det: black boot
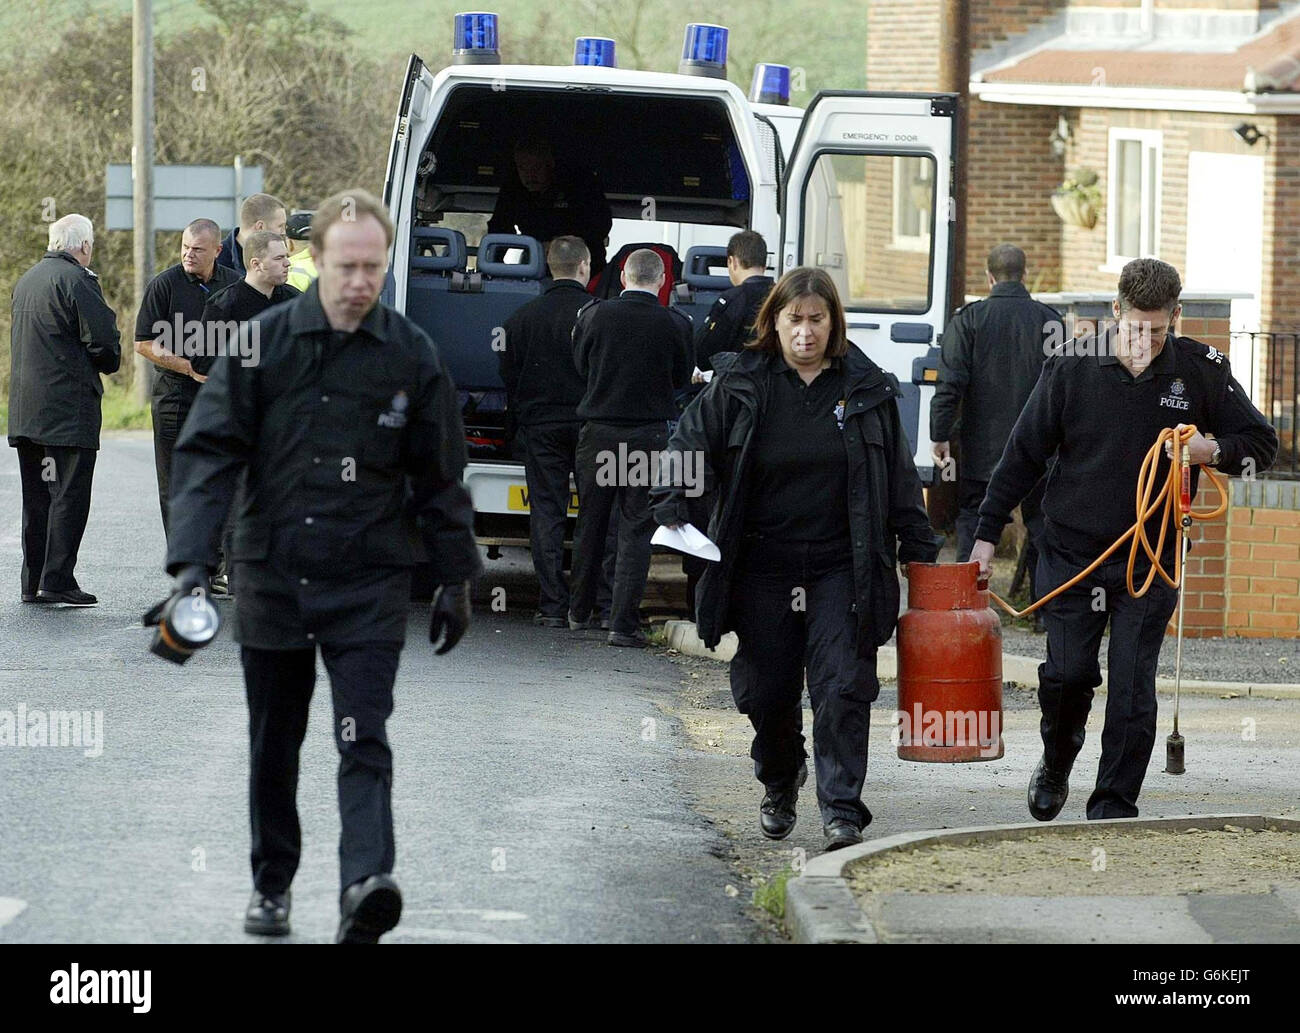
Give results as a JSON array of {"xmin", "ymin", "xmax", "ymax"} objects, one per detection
[
  {"xmin": 759, "ymin": 765, "xmax": 807, "ymax": 840},
  {"xmin": 1028, "ymin": 756, "xmax": 1071, "ymax": 821}
]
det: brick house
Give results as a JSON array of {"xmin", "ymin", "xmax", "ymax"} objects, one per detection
[{"xmin": 866, "ymin": 0, "xmax": 1300, "ymax": 636}]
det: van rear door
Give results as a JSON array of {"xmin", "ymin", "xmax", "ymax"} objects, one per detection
[
  {"xmin": 780, "ymin": 91, "xmax": 957, "ymax": 479},
  {"xmin": 382, "ymin": 55, "xmax": 437, "ymax": 306}
]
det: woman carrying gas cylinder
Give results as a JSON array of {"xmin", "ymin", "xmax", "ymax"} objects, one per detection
[{"xmin": 651, "ymin": 268, "xmax": 940, "ymax": 851}]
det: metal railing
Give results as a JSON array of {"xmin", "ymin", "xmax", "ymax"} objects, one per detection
[{"xmin": 1228, "ymin": 331, "xmax": 1298, "ymax": 479}]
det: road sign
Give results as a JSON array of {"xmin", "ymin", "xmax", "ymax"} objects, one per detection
[{"xmin": 105, "ymin": 161, "xmax": 264, "ymax": 231}]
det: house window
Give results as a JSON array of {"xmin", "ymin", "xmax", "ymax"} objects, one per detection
[
  {"xmin": 1107, "ymin": 128, "xmax": 1161, "ymax": 264},
  {"xmin": 893, "ymin": 156, "xmax": 933, "ymax": 252}
]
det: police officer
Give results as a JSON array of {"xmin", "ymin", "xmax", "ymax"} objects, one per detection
[
  {"xmin": 163, "ymin": 189, "xmax": 482, "ymax": 943},
  {"xmin": 652, "ymin": 268, "xmax": 939, "ymax": 850},
  {"xmin": 489, "ymin": 135, "xmax": 613, "ymax": 279},
  {"xmin": 8, "ymin": 214, "xmax": 120, "ymax": 606},
  {"xmin": 199, "ymin": 230, "xmax": 301, "ymax": 596},
  {"xmin": 217, "ymin": 192, "xmax": 288, "ymax": 275},
  {"xmin": 569, "ymin": 249, "xmax": 692, "ymax": 646},
  {"xmin": 693, "ymin": 229, "xmax": 773, "ymax": 372},
  {"xmin": 971, "ymin": 258, "xmax": 1277, "ymax": 822},
  {"xmin": 285, "ymin": 210, "xmax": 317, "ymax": 293},
  {"xmin": 134, "ymin": 219, "xmax": 239, "ymax": 542},
  {"xmin": 499, "ymin": 236, "xmax": 597, "ymax": 626},
  {"xmin": 930, "ymin": 245, "xmax": 1060, "ymax": 573}
]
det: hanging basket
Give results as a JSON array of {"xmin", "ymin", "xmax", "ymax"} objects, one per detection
[{"xmin": 1051, "ymin": 192, "xmax": 1099, "ymax": 229}]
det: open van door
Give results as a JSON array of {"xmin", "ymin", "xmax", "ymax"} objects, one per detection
[
  {"xmin": 780, "ymin": 92, "xmax": 957, "ymax": 479},
  {"xmin": 382, "ymin": 55, "xmax": 437, "ymax": 307}
]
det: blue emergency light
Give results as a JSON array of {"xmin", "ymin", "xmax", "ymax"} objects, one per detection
[
  {"xmin": 452, "ymin": 12, "xmax": 500, "ymax": 64},
  {"xmin": 574, "ymin": 36, "xmax": 617, "ymax": 67},
  {"xmin": 750, "ymin": 63, "xmax": 790, "ymax": 105},
  {"xmin": 679, "ymin": 23, "xmax": 728, "ymax": 78}
]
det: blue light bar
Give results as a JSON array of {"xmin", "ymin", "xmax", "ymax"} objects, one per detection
[
  {"xmin": 750, "ymin": 63, "xmax": 790, "ymax": 105},
  {"xmin": 679, "ymin": 23, "xmax": 728, "ymax": 78},
  {"xmin": 452, "ymin": 12, "xmax": 500, "ymax": 64},
  {"xmin": 574, "ymin": 36, "xmax": 617, "ymax": 67}
]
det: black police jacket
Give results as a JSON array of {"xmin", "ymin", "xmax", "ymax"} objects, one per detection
[
  {"xmin": 499, "ymin": 279, "xmax": 591, "ymax": 427},
  {"xmin": 694, "ymin": 275, "xmax": 774, "ymax": 372},
  {"xmin": 7, "ymin": 251, "xmax": 121, "ymax": 450},
  {"xmin": 488, "ymin": 165, "xmax": 613, "ymax": 277},
  {"xmin": 651, "ymin": 347, "xmax": 941, "ymax": 655},
  {"xmin": 976, "ymin": 331, "xmax": 1279, "ymax": 568},
  {"xmin": 573, "ymin": 290, "xmax": 692, "ymax": 424},
  {"xmin": 165, "ymin": 281, "xmax": 482, "ymax": 591},
  {"xmin": 929, "ymin": 281, "xmax": 1061, "ymax": 481}
]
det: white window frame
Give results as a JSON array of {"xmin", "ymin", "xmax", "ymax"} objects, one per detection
[
  {"xmin": 892, "ymin": 155, "xmax": 933, "ymax": 253},
  {"xmin": 1104, "ymin": 127, "xmax": 1163, "ymax": 271}
]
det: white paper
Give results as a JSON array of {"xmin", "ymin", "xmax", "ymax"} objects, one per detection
[
  {"xmin": 652, "ymin": 522, "xmax": 721, "ymax": 562},
  {"xmin": 692, "ymin": 367, "xmax": 714, "ymax": 384}
]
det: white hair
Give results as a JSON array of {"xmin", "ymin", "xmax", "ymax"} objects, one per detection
[{"xmin": 48, "ymin": 214, "xmax": 94, "ymax": 253}]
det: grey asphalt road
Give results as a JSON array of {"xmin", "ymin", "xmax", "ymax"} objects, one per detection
[{"xmin": 0, "ymin": 434, "xmax": 765, "ymax": 944}]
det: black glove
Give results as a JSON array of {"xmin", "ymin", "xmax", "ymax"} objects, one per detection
[
  {"xmin": 143, "ymin": 565, "xmax": 210, "ymax": 626},
  {"xmin": 175, "ymin": 564, "xmax": 210, "ymax": 598},
  {"xmin": 429, "ymin": 581, "xmax": 471, "ymax": 655}
]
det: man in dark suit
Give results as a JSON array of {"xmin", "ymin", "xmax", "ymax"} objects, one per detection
[
  {"xmin": 569, "ymin": 249, "xmax": 692, "ymax": 647},
  {"xmin": 163, "ymin": 189, "xmax": 481, "ymax": 943},
  {"xmin": 8, "ymin": 214, "xmax": 121, "ymax": 606}
]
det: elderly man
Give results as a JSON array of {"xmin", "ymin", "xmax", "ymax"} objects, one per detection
[
  {"xmin": 568, "ymin": 248, "xmax": 692, "ymax": 646},
  {"xmin": 134, "ymin": 219, "xmax": 239, "ymax": 542},
  {"xmin": 217, "ymin": 192, "xmax": 288, "ymax": 275},
  {"xmin": 8, "ymin": 214, "xmax": 121, "ymax": 606},
  {"xmin": 163, "ymin": 188, "xmax": 481, "ymax": 943}
]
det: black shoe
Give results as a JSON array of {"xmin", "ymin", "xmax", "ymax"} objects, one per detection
[
  {"xmin": 1028, "ymin": 756, "xmax": 1070, "ymax": 821},
  {"xmin": 21, "ymin": 593, "xmax": 42, "ymax": 603},
  {"xmin": 336, "ymin": 874, "xmax": 402, "ymax": 944},
  {"xmin": 35, "ymin": 588, "xmax": 97, "ymax": 606},
  {"xmin": 823, "ymin": 818, "xmax": 864, "ymax": 852},
  {"xmin": 533, "ymin": 613, "xmax": 567, "ymax": 628},
  {"xmin": 243, "ymin": 890, "xmax": 291, "ymax": 936},
  {"xmin": 567, "ymin": 612, "xmax": 591, "ymax": 630},
  {"xmin": 759, "ymin": 765, "xmax": 807, "ymax": 840},
  {"xmin": 608, "ymin": 630, "xmax": 649, "ymax": 648}
]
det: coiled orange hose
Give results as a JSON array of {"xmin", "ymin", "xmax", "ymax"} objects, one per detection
[{"xmin": 989, "ymin": 425, "xmax": 1229, "ymax": 617}]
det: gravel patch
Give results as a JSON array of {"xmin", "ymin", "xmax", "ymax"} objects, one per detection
[{"xmin": 847, "ymin": 824, "xmax": 1300, "ymax": 899}]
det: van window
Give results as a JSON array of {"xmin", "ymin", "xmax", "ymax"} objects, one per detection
[
  {"xmin": 415, "ymin": 84, "xmax": 752, "ymax": 232},
  {"xmin": 800, "ymin": 152, "xmax": 935, "ymax": 314}
]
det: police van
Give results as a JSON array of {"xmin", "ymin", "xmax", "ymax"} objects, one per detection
[{"xmin": 382, "ymin": 14, "xmax": 955, "ymax": 551}]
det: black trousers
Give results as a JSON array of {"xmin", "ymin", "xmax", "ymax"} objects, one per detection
[
  {"xmin": 728, "ymin": 537, "xmax": 878, "ymax": 829},
  {"xmin": 241, "ymin": 641, "xmax": 402, "ymax": 897},
  {"xmin": 520, "ymin": 422, "xmax": 615, "ymax": 619},
  {"xmin": 152, "ymin": 391, "xmax": 194, "ymax": 542},
  {"xmin": 1035, "ymin": 546, "xmax": 1179, "ymax": 819},
  {"xmin": 15, "ymin": 440, "xmax": 97, "ymax": 595},
  {"xmin": 570, "ymin": 420, "xmax": 667, "ymax": 636}
]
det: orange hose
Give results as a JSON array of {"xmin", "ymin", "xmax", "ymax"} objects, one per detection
[{"xmin": 989, "ymin": 425, "xmax": 1228, "ymax": 618}]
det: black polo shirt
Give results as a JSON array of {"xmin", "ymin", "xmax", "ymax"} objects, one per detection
[
  {"xmin": 744, "ymin": 357, "xmax": 850, "ymax": 543},
  {"xmin": 977, "ymin": 329, "xmax": 1279, "ymax": 569},
  {"xmin": 196, "ymin": 279, "xmax": 300, "ymax": 375},
  {"xmin": 135, "ymin": 262, "xmax": 239, "ymax": 403}
]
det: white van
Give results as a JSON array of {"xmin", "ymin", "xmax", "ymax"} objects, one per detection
[{"xmin": 382, "ymin": 16, "xmax": 956, "ymax": 551}]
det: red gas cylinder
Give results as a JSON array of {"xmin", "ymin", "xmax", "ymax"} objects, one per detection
[{"xmin": 895, "ymin": 561, "xmax": 1004, "ymax": 762}]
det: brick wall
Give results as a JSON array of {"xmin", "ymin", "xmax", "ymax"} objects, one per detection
[
  {"xmin": 1222, "ymin": 481, "xmax": 1300, "ymax": 638},
  {"xmin": 966, "ymin": 99, "xmax": 1063, "ymax": 296}
]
